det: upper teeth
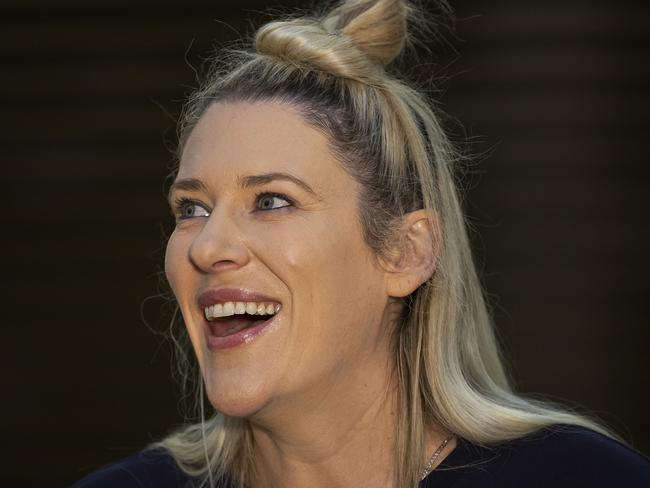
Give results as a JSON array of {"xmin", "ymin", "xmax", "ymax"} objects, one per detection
[{"xmin": 204, "ymin": 301, "xmax": 281, "ymax": 321}]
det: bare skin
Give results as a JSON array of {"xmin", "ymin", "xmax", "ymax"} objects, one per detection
[{"xmin": 165, "ymin": 101, "xmax": 455, "ymax": 487}]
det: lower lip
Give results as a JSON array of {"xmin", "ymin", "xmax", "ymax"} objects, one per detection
[{"xmin": 205, "ymin": 314, "xmax": 277, "ymax": 351}]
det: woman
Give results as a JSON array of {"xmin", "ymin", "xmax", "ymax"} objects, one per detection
[{"xmin": 72, "ymin": 0, "xmax": 650, "ymax": 487}]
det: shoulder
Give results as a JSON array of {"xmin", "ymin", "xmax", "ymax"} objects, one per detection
[
  {"xmin": 70, "ymin": 448, "xmax": 200, "ymax": 488},
  {"xmin": 427, "ymin": 424, "xmax": 650, "ymax": 488},
  {"xmin": 501, "ymin": 425, "xmax": 650, "ymax": 486}
]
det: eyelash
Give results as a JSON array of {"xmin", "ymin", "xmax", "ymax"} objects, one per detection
[
  {"xmin": 173, "ymin": 192, "xmax": 294, "ymax": 220},
  {"xmin": 254, "ymin": 191, "xmax": 294, "ymax": 211},
  {"xmin": 174, "ymin": 197, "xmax": 207, "ymax": 220}
]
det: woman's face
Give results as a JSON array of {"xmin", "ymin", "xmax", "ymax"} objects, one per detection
[{"xmin": 165, "ymin": 101, "xmax": 395, "ymax": 419}]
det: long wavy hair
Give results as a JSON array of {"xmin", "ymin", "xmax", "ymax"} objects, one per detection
[{"xmin": 153, "ymin": 1, "xmax": 617, "ymax": 487}]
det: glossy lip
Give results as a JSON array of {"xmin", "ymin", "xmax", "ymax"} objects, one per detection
[
  {"xmin": 204, "ymin": 312, "xmax": 279, "ymax": 351},
  {"xmin": 198, "ymin": 287, "xmax": 282, "ymax": 351},
  {"xmin": 198, "ymin": 287, "xmax": 282, "ymax": 308}
]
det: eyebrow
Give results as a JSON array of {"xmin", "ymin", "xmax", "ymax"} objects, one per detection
[
  {"xmin": 238, "ymin": 172, "xmax": 317, "ymax": 196},
  {"xmin": 167, "ymin": 172, "xmax": 317, "ymax": 204}
]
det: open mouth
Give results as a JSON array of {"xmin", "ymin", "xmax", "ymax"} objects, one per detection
[{"xmin": 204, "ymin": 301, "xmax": 281, "ymax": 338}]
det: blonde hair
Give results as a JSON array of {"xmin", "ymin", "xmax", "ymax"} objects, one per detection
[{"xmin": 154, "ymin": 1, "xmax": 618, "ymax": 487}]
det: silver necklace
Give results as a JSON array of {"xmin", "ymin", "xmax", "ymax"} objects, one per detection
[{"xmin": 420, "ymin": 435, "xmax": 454, "ymax": 481}]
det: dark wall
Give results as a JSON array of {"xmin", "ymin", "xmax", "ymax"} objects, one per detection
[{"xmin": 2, "ymin": 0, "xmax": 648, "ymax": 485}]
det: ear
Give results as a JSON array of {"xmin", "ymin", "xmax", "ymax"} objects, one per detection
[{"xmin": 383, "ymin": 209, "xmax": 440, "ymax": 298}]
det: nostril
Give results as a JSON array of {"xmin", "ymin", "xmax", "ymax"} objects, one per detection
[
  {"xmin": 211, "ymin": 260, "xmax": 243, "ymax": 272},
  {"xmin": 187, "ymin": 216, "xmax": 251, "ymax": 272}
]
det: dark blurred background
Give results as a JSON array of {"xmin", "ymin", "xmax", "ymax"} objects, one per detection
[{"xmin": 2, "ymin": 0, "xmax": 648, "ymax": 485}]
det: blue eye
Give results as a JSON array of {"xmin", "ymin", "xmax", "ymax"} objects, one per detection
[
  {"xmin": 175, "ymin": 198, "xmax": 210, "ymax": 220},
  {"xmin": 256, "ymin": 192, "xmax": 293, "ymax": 211}
]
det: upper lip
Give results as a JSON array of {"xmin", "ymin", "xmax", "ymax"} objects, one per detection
[{"xmin": 198, "ymin": 287, "xmax": 282, "ymax": 308}]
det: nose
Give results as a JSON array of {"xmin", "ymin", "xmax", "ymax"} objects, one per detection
[{"xmin": 188, "ymin": 207, "xmax": 250, "ymax": 273}]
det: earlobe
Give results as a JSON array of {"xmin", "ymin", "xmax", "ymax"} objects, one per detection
[{"xmin": 384, "ymin": 209, "xmax": 440, "ymax": 298}]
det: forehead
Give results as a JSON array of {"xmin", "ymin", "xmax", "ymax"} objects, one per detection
[{"xmin": 178, "ymin": 101, "xmax": 348, "ymax": 188}]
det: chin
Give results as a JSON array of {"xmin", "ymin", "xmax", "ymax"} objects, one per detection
[{"xmin": 205, "ymin": 381, "xmax": 272, "ymax": 419}]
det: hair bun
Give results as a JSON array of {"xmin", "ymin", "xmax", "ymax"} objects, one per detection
[
  {"xmin": 254, "ymin": 0, "xmax": 407, "ymax": 81},
  {"xmin": 326, "ymin": 0, "xmax": 407, "ymax": 66}
]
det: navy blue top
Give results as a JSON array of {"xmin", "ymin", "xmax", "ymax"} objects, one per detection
[{"xmin": 71, "ymin": 425, "xmax": 650, "ymax": 487}]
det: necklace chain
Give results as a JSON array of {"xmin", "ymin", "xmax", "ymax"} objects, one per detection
[{"xmin": 419, "ymin": 435, "xmax": 454, "ymax": 481}]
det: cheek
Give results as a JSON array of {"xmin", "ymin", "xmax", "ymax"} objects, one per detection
[
  {"xmin": 164, "ymin": 230, "xmax": 189, "ymax": 296},
  {"xmin": 164, "ymin": 234, "xmax": 177, "ymax": 290},
  {"xmin": 164, "ymin": 230, "xmax": 208, "ymax": 368},
  {"xmin": 278, "ymin": 215, "xmax": 380, "ymax": 341}
]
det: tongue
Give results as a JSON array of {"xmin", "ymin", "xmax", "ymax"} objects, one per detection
[{"xmin": 209, "ymin": 315, "xmax": 267, "ymax": 337}]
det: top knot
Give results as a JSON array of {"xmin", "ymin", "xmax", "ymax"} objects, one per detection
[
  {"xmin": 254, "ymin": 0, "xmax": 408, "ymax": 82},
  {"xmin": 325, "ymin": 0, "xmax": 407, "ymax": 66}
]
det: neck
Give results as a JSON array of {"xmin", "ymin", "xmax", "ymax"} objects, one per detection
[
  {"xmin": 245, "ymin": 359, "xmax": 456, "ymax": 488},
  {"xmin": 248, "ymin": 354, "xmax": 400, "ymax": 488}
]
